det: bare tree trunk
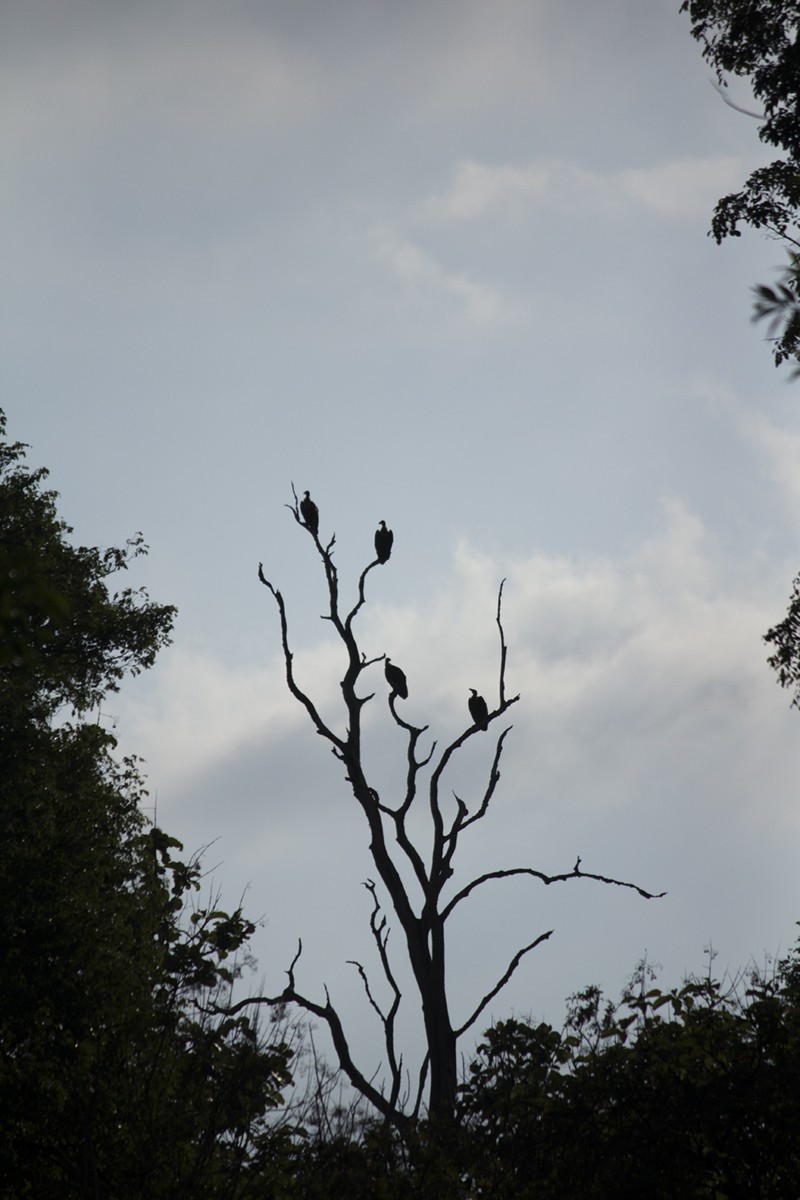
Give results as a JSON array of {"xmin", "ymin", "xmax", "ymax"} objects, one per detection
[{"xmin": 231, "ymin": 492, "xmax": 664, "ymax": 1128}]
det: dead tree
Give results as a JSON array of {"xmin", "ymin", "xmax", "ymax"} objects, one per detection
[{"xmin": 234, "ymin": 489, "xmax": 663, "ymax": 1127}]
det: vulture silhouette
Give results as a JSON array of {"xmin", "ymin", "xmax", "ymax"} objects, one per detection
[
  {"xmin": 468, "ymin": 688, "xmax": 489, "ymax": 731},
  {"xmin": 384, "ymin": 657, "xmax": 408, "ymax": 700},
  {"xmin": 375, "ymin": 520, "xmax": 393, "ymax": 564},
  {"xmin": 300, "ymin": 490, "xmax": 319, "ymax": 535}
]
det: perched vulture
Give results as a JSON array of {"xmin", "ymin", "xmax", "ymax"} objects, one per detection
[
  {"xmin": 384, "ymin": 657, "xmax": 408, "ymax": 700},
  {"xmin": 468, "ymin": 688, "xmax": 489, "ymax": 731},
  {"xmin": 374, "ymin": 520, "xmax": 393, "ymax": 564},
  {"xmin": 300, "ymin": 490, "xmax": 319, "ymax": 535}
]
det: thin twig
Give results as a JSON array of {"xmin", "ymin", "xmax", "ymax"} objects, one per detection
[{"xmin": 709, "ymin": 77, "xmax": 764, "ymax": 120}]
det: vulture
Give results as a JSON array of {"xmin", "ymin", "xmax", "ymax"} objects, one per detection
[
  {"xmin": 374, "ymin": 520, "xmax": 393, "ymax": 564},
  {"xmin": 384, "ymin": 657, "xmax": 408, "ymax": 700},
  {"xmin": 300, "ymin": 490, "xmax": 319, "ymax": 535},
  {"xmin": 468, "ymin": 688, "xmax": 489, "ymax": 731}
]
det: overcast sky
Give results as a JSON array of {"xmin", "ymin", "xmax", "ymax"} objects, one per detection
[{"xmin": 5, "ymin": 0, "xmax": 800, "ymax": 1096}]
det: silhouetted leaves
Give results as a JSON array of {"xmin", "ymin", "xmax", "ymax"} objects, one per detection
[
  {"xmin": 682, "ymin": 0, "xmax": 800, "ymax": 372},
  {"xmin": 0, "ymin": 410, "xmax": 292, "ymax": 1199}
]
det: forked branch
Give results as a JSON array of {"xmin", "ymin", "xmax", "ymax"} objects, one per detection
[
  {"xmin": 223, "ymin": 940, "xmax": 408, "ymax": 1130},
  {"xmin": 251, "ymin": 495, "xmax": 664, "ymax": 1125},
  {"xmin": 347, "ymin": 880, "xmax": 404, "ymax": 1109}
]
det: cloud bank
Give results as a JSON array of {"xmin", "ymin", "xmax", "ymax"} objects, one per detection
[{"xmin": 420, "ymin": 155, "xmax": 744, "ymax": 222}]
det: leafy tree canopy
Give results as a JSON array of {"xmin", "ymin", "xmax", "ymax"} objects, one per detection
[
  {"xmin": 0, "ymin": 408, "xmax": 176, "ymax": 719},
  {"xmin": 279, "ymin": 935, "xmax": 800, "ymax": 1197},
  {"xmin": 682, "ymin": 0, "xmax": 800, "ymax": 369},
  {"xmin": 0, "ymin": 409, "xmax": 293, "ymax": 1199},
  {"xmin": 456, "ymin": 942, "xmax": 800, "ymax": 1198}
]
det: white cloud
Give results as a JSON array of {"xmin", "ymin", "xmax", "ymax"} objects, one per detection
[
  {"xmin": 116, "ymin": 637, "xmax": 348, "ymax": 798},
  {"xmin": 115, "ymin": 497, "xmax": 800, "ymax": 1081},
  {"xmin": 690, "ymin": 379, "xmax": 800, "ymax": 533},
  {"xmin": 739, "ymin": 410, "xmax": 800, "ymax": 523},
  {"xmin": 127, "ymin": 498, "xmax": 796, "ymax": 837},
  {"xmin": 618, "ymin": 156, "xmax": 743, "ymax": 217},
  {"xmin": 369, "ymin": 223, "xmax": 529, "ymax": 328},
  {"xmin": 420, "ymin": 155, "xmax": 744, "ymax": 223}
]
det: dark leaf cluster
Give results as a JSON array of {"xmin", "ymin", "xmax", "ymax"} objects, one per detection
[
  {"xmin": 681, "ymin": 0, "xmax": 800, "ymax": 370},
  {"xmin": 0, "ymin": 410, "xmax": 176, "ymax": 721},
  {"xmin": 764, "ymin": 568, "xmax": 800, "ymax": 701},
  {"xmin": 0, "ymin": 410, "xmax": 293, "ymax": 1199},
  {"xmin": 278, "ymin": 940, "xmax": 800, "ymax": 1198}
]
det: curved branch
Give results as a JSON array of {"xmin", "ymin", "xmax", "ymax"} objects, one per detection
[
  {"xmin": 455, "ymin": 930, "xmax": 554, "ymax": 1039},
  {"xmin": 709, "ymin": 77, "xmax": 764, "ymax": 120},
  {"xmin": 345, "ymin": 560, "xmax": 379, "ymax": 634},
  {"xmin": 387, "ymin": 687, "xmax": 428, "ymax": 737},
  {"xmin": 220, "ymin": 940, "xmax": 408, "ymax": 1130},
  {"xmin": 348, "ymin": 958, "xmax": 386, "ymax": 1025},
  {"xmin": 442, "ymin": 864, "xmax": 666, "ymax": 922},
  {"xmin": 258, "ymin": 564, "xmax": 346, "ymax": 753}
]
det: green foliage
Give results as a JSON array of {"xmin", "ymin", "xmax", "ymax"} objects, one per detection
[
  {"xmin": 0, "ymin": 408, "xmax": 176, "ymax": 719},
  {"xmin": 276, "ymin": 1119, "xmax": 474, "ymax": 1200},
  {"xmin": 764, "ymin": 569, "xmax": 800, "ymax": 703},
  {"xmin": 251, "ymin": 936, "xmax": 800, "ymax": 1197},
  {"xmin": 681, "ymin": 0, "xmax": 800, "ymax": 371},
  {"xmin": 752, "ymin": 253, "xmax": 800, "ymax": 371},
  {"xmin": 0, "ymin": 409, "xmax": 293, "ymax": 1199},
  {"xmin": 681, "ymin": 0, "xmax": 800, "ymax": 238},
  {"xmin": 457, "ymin": 946, "xmax": 800, "ymax": 1197},
  {"xmin": 9, "ymin": 401, "xmax": 797, "ymax": 1196}
]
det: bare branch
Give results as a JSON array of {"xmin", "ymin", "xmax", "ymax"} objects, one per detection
[
  {"xmin": 257, "ymin": 564, "xmax": 346, "ymax": 754},
  {"xmin": 497, "ymin": 578, "xmax": 510, "ymax": 707},
  {"xmin": 345, "ymin": 560, "xmax": 379, "ymax": 632},
  {"xmin": 709, "ymin": 77, "xmax": 764, "ymax": 120},
  {"xmin": 219, "ymin": 941, "xmax": 408, "ymax": 1130},
  {"xmin": 427, "ymin": 700, "xmax": 519, "ymax": 887},
  {"xmin": 347, "ymin": 959, "xmax": 385, "ymax": 1025},
  {"xmin": 465, "ymin": 727, "xmax": 512, "ymax": 829},
  {"xmin": 446, "ymin": 727, "xmax": 513, "ymax": 843},
  {"xmin": 285, "ymin": 481, "xmax": 301, "ymax": 524},
  {"xmin": 455, "ymin": 930, "xmax": 554, "ymax": 1038},
  {"xmin": 412, "ymin": 1052, "xmax": 430, "ymax": 1121},
  {"xmin": 258, "ymin": 509, "xmax": 664, "ymax": 1124},
  {"xmin": 360, "ymin": 880, "xmax": 404, "ymax": 1107},
  {"xmin": 387, "ymin": 686, "xmax": 429, "ymax": 737},
  {"xmin": 442, "ymin": 864, "xmax": 666, "ymax": 922}
]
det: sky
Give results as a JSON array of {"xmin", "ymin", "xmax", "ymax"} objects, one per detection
[{"xmin": 4, "ymin": 0, "xmax": 800, "ymax": 1102}]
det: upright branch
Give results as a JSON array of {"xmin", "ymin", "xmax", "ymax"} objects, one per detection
[
  {"xmin": 427, "ymin": 581, "xmax": 518, "ymax": 893},
  {"xmin": 347, "ymin": 881, "xmax": 404, "ymax": 1111},
  {"xmin": 497, "ymin": 577, "xmax": 509, "ymax": 707},
  {"xmin": 244, "ymin": 493, "xmax": 663, "ymax": 1126}
]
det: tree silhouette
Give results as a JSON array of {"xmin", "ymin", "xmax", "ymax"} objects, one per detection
[
  {"xmin": 0, "ymin": 410, "xmax": 294, "ymax": 1198},
  {"xmin": 234, "ymin": 488, "xmax": 664, "ymax": 1126},
  {"xmin": 681, "ymin": 0, "xmax": 800, "ymax": 373}
]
